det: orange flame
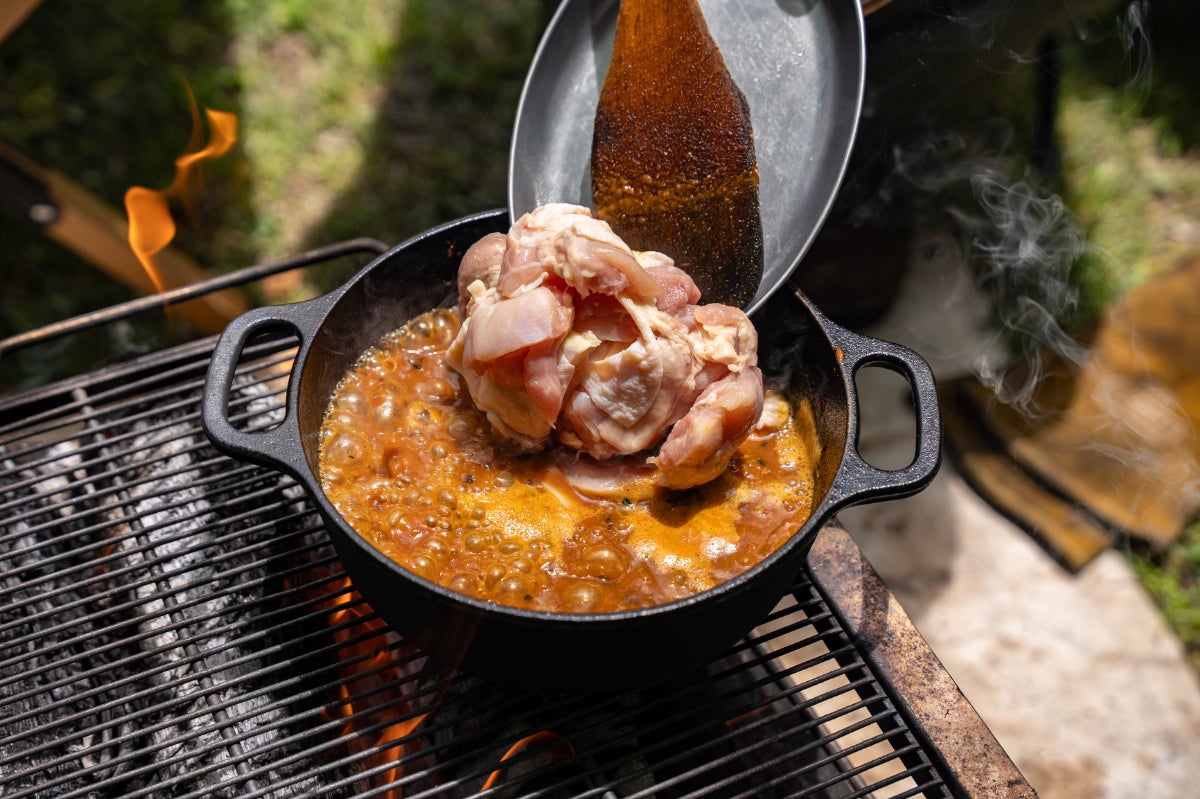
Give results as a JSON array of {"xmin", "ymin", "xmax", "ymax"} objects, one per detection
[
  {"xmin": 301, "ymin": 572, "xmax": 434, "ymax": 798},
  {"xmin": 124, "ymin": 89, "xmax": 237, "ymax": 294},
  {"xmin": 291, "ymin": 567, "xmax": 574, "ymax": 797},
  {"xmin": 480, "ymin": 731, "xmax": 574, "ymax": 792}
]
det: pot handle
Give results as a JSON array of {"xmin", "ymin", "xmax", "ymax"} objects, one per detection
[
  {"xmin": 827, "ymin": 326, "xmax": 942, "ymax": 507},
  {"xmin": 201, "ymin": 297, "xmax": 331, "ymax": 482}
]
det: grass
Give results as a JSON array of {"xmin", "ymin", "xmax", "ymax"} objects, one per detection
[
  {"xmin": 1058, "ymin": 47, "xmax": 1200, "ymax": 327},
  {"xmin": 221, "ymin": 0, "xmax": 404, "ymax": 264},
  {"xmin": 0, "ymin": 0, "xmax": 542, "ymax": 389},
  {"xmin": 1130, "ymin": 521, "xmax": 1200, "ymax": 673},
  {"xmin": 0, "ymin": 1, "xmax": 251, "ymax": 388},
  {"xmin": 1053, "ymin": 4, "xmax": 1200, "ymax": 672}
]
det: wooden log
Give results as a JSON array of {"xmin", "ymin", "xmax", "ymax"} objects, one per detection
[
  {"xmin": 1, "ymin": 143, "xmax": 247, "ymax": 336},
  {"xmin": 946, "ymin": 254, "xmax": 1200, "ymax": 551}
]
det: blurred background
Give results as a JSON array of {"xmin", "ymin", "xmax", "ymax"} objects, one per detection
[
  {"xmin": 2, "ymin": 0, "xmax": 1199, "ymax": 795},
  {"xmin": 0, "ymin": 0, "xmax": 548, "ymax": 388}
]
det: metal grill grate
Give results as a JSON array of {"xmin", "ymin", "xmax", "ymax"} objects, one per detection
[{"xmin": 1, "ymin": 325, "xmax": 955, "ymax": 799}]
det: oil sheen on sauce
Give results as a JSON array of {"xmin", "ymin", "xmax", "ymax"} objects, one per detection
[{"xmin": 318, "ymin": 309, "xmax": 815, "ymax": 614}]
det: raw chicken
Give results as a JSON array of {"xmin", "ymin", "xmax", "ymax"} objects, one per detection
[{"xmin": 446, "ymin": 203, "xmax": 763, "ymax": 489}]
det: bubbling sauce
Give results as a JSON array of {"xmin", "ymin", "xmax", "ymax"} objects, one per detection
[{"xmin": 318, "ymin": 309, "xmax": 815, "ymax": 614}]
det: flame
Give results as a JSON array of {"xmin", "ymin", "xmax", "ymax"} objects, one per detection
[
  {"xmin": 124, "ymin": 88, "xmax": 237, "ymax": 294},
  {"xmin": 299, "ymin": 571, "xmax": 433, "ymax": 798},
  {"xmin": 290, "ymin": 566, "xmax": 576, "ymax": 796},
  {"xmin": 480, "ymin": 731, "xmax": 574, "ymax": 792}
]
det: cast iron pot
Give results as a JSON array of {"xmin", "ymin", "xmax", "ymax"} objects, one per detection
[{"xmin": 202, "ymin": 209, "xmax": 941, "ymax": 693}]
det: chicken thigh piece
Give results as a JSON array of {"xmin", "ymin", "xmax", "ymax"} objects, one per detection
[{"xmin": 447, "ymin": 204, "xmax": 764, "ymax": 489}]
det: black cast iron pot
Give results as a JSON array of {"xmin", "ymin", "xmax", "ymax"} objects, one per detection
[{"xmin": 202, "ymin": 209, "xmax": 941, "ymax": 693}]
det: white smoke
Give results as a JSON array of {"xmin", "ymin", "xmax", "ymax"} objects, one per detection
[{"xmin": 887, "ymin": 127, "xmax": 1088, "ymax": 414}]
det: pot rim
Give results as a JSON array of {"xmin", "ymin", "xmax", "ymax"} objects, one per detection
[{"xmin": 205, "ymin": 209, "xmax": 940, "ymax": 627}]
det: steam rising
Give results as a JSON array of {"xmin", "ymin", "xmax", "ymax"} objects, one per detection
[
  {"xmin": 960, "ymin": 170, "xmax": 1089, "ymax": 412},
  {"xmin": 888, "ymin": 129, "xmax": 1087, "ymax": 414},
  {"xmin": 881, "ymin": 1, "xmax": 1162, "ymax": 420},
  {"xmin": 882, "ymin": 1, "xmax": 1200, "ymax": 533},
  {"xmin": 1118, "ymin": 1, "xmax": 1153, "ymax": 96}
]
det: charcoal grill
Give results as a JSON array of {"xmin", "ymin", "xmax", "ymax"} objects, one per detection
[{"xmin": 0, "ymin": 240, "xmax": 1034, "ymax": 798}]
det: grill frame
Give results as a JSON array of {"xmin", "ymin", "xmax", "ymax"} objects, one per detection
[{"xmin": 0, "ymin": 245, "xmax": 1033, "ymax": 799}]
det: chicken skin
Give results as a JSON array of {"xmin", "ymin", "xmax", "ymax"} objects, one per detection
[{"xmin": 447, "ymin": 204, "xmax": 763, "ymax": 489}]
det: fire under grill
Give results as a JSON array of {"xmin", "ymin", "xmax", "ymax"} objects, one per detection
[{"xmin": 0, "ymin": 243, "xmax": 1029, "ymax": 799}]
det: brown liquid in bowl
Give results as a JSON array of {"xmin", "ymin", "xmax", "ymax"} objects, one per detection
[{"xmin": 318, "ymin": 309, "xmax": 815, "ymax": 614}]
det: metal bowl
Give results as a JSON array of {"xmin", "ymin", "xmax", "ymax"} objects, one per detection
[
  {"xmin": 509, "ymin": 0, "xmax": 866, "ymax": 316},
  {"xmin": 202, "ymin": 209, "xmax": 940, "ymax": 693}
]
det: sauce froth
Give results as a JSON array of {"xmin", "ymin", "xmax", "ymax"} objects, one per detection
[{"xmin": 319, "ymin": 309, "xmax": 815, "ymax": 614}]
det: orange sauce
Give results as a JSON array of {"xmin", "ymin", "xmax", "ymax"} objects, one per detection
[{"xmin": 318, "ymin": 310, "xmax": 815, "ymax": 614}]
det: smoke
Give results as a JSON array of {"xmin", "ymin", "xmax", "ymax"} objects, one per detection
[
  {"xmin": 966, "ymin": 2, "xmax": 1152, "ymax": 419},
  {"xmin": 886, "ymin": 126, "xmax": 1088, "ymax": 415},
  {"xmin": 959, "ymin": 170, "xmax": 1090, "ymax": 411},
  {"xmin": 880, "ymin": 3, "xmax": 1200, "ymax": 533},
  {"xmin": 881, "ymin": 1, "xmax": 1160, "ymax": 421},
  {"xmin": 1118, "ymin": 1, "xmax": 1153, "ymax": 99}
]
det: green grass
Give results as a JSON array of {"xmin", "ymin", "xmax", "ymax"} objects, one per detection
[
  {"xmin": 1059, "ymin": 61, "xmax": 1200, "ymax": 328},
  {"xmin": 0, "ymin": 1, "xmax": 250, "ymax": 388},
  {"xmin": 0, "ymin": 0, "xmax": 542, "ymax": 389},
  {"xmin": 1053, "ymin": 3, "xmax": 1200, "ymax": 672},
  {"xmin": 221, "ymin": 0, "xmax": 404, "ymax": 262},
  {"xmin": 1130, "ymin": 521, "xmax": 1200, "ymax": 673}
]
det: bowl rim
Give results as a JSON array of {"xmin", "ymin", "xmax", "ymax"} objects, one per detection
[{"xmin": 291, "ymin": 210, "xmax": 854, "ymax": 626}]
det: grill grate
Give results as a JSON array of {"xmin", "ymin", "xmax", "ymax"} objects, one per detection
[{"xmin": 1, "ymin": 326, "xmax": 954, "ymax": 798}]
